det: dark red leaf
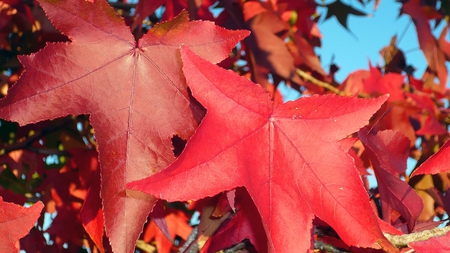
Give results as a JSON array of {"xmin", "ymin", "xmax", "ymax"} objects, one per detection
[
  {"xmin": 412, "ymin": 139, "xmax": 450, "ymax": 176},
  {"xmin": 364, "ymin": 64, "xmax": 405, "ymax": 102},
  {"xmin": 205, "ymin": 188, "xmax": 267, "ymax": 253},
  {"xmin": 401, "ymin": 1, "xmax": 448, "ymax": 91},
  {"xmin": 243, "ymin": 2, "xmax": 303, "ymax": 92},
  {"xmin": 148, "ymin": 200, "xmax": 172, "ymax": 244},
  {"xmin": 359, "ymin": 129, "xmax": 423, "ymax": 232}
]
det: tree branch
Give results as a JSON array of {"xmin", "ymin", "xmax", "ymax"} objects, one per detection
[
  {"xmin": 384, "ymin": 226, "xmax": 450, "ymax": 247},
  {"xmin": 0, "ymin": 116, "xmax": 75, "ymax": 155},
  {"xmin": 107, "ymin": 1, "xmax": 136, "ymax": 10},
  {"xmin": 296, "ymin": 68, "xmax": 343, "ymax": 95},
  {"xmin": 314, "ymin": 240, "xmax": 348, "ymax": 253}
]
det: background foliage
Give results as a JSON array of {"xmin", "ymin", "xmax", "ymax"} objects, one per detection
[{"xmin": 1, "ymin": 0, "xmax": 450, "ymax": 252}]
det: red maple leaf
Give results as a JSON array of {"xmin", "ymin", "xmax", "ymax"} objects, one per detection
[
  {"xmin": 0, "ymin": 197, "xmax": 44, "ymax": 252},
  {"xmin": 341, "ymin": 63, "xmax": 404, "ymax": 101},
  {"xmin": 364, "ymin": 64, "xmax": 405, "ymax": 102},
  {"xmin": 128, "ymin": 47, "xmax": 398, "ymax": 252},
  {"xmin": 0, "ymin": 0, "xmax": 248, "ymax": 251},
  {"xmin": 411, "ymin": 138, "xmax": 450, "ymax": 177},
  {"xmin": 408, "ymin": 93, "xmax": 447, "ymax": 135}
]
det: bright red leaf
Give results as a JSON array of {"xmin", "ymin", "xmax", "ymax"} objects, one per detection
[
  {"xmin": 129, "ymin": 47, "xmax": 397, "ymax": 252},
  {"xmin": 0, "ymin": 197, "xmax": 43, "ymax": 253},
  {"xmin": 0, "ymin": 0, "xmax": 248, "ymax": 252},
  {"xmin": 378, "ymin": 218, "xmax": 403, "ymax": 236},
  {"xmin": 339, "ymin": 63, "xmax": 408, "ymax": 102},
  {"xmin": 408, "ymin": 93, "xmax": 447, "ymax": 135},
  {"xmin": 411, "ymin": 138, "xmax": 450, "ymax": 177},
  {"xmin": 364, "ymin": 63, "xmax": 405, "ymax": 102},
  {"xmin": 372, "ymin": 102, "xmax": 419, "ymax": 146}
]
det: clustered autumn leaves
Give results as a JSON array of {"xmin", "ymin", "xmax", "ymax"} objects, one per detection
[{"xmin": 1, "ymin": 0, "xmax": 450, "ymax": 252}]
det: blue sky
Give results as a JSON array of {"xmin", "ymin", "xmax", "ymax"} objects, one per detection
[
  {"xmin": 316, "ymin": 0, "xmax": 446, "ymax": 83},
  {"xmin": 280, "ymin": 0, "xmax": 448, "ymax": 100}
]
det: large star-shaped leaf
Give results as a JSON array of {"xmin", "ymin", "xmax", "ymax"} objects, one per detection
[
  {"xmin": 128, "ymin": 48, "xmax": 397, "ymax": 252},
  {"xmin": 0, "ymin": 0, "xmax": 248, "ymax": 251}
]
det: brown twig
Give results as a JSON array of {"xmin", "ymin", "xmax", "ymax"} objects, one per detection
[
  {"xmin": 27, "ymin": 147, "xmax": 70, "ymax": 156},
  {"xmin": 107, "ymin": 1, "xmax": 136, "ymax": 10},
  {"xmin": 0, "ymin": 116, "xmax": 75, "ymax": 156},
  {"xmin": 384, "ymin": 226, "xmax": 450, "ymax": 247},
  {"xmin": 315, "ymin": 240, "xmax": 348, "ymax": 253},
  {"xmin": 296, "ymin": 68, "xmax": 344, "ymax": 95},
  {"xmin": 180, "ymin": 227, "xmax": 199, "ymax": 253}
]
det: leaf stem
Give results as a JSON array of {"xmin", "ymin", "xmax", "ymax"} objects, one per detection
[
  {"xmin": 397, "ymin": 19, "xmax": 412, "ymax": 46},
  {"xmin": 314, "ymin": 240, "xmax": 348, "ymax": 253}
]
